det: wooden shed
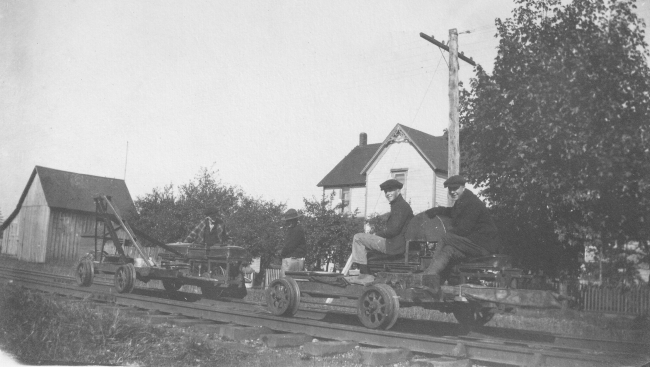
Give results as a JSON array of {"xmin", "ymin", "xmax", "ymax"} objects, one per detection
[{"xmin": 0, "ymin": 166, "xmax": 137, "ymax": 263}]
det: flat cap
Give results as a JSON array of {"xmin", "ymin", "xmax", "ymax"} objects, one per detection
[
  {"xmin": 379, "ymin": 179, "xmax": 403, "ymax": 191},
  {"xmin": 443, "ymin": 175, "xmax": 466, "ymax": 188},
  {"xmin": 204, "ymin": 206, "xmax": 221, "ymax": 217}
]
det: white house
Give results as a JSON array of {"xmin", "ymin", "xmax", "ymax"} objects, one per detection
[{"xmin": 317, "ymin": 124, "xmax": 449, "ymax": 217}]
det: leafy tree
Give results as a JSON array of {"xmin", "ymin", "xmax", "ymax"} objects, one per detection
[
  {"xmin": 229, "ymin": 195, "xmax": 285, "ymax": 270},
  {"xmin": 460, "ymin": 0, "xmax": 650, "ymax": 278},
  {"xmin": 133, "ymin": 168, "xmax": 245, "ymax": 244},
  {"xmin": 301, "ymin": 194, "xmax": 363, "ymax": 271},
  {"xmin": 132, "ymin": 168, "xmax": 285, "ymax": 271}
]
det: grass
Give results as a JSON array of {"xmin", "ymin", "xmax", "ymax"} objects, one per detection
[
  {"xmin": 0, "ymin": 282, "xmax": 171, "ymax": 365},
  {"xmin": 0, "ymin": 283, "xmax": 375, "ymax": 367}
]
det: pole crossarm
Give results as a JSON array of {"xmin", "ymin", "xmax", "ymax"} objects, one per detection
[{"xmin": 419, "ymin": 32, "xmax": 476, "ymax": 67}]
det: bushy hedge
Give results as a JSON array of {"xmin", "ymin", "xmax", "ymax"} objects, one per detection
[
  {"xmin": 300, "ymin": 194, "xmax": 363, "ymax": 271},
  {"xmin": 131, "ymin": 169, "xmax": 369, "ymax": 274}
]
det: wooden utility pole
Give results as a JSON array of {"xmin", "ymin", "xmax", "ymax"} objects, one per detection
[
  {"xmin": 448, "ymin": 29, "xmax": 460, "ymax": 177},
  {"xmin": 420, "ymin": 31, "xmax": 476, "ymax": 177}
]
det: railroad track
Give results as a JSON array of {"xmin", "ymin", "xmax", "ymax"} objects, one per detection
[{"xmin": 0, "ymin": 265, "xmax": 648, "ymax": 367}]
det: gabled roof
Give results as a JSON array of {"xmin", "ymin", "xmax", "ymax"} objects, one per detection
[
  {"xmin": 317, "ymin": 143, "xmax": 381, "ymax": 187},
  {"xmin": 361, "ymin": 124, "xmax": 447, "ymax": 174},
  {"xmin": 317, "ymin": 124, "xmax": 448, "ymax": 188},
  {"xmin": 1, "ymin": 166, "xmax": 136, "ymax": 231}
]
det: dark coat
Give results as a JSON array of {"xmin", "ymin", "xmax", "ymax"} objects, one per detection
[
  {"xmin": 427, "ymin": 189, "xmax": 498, "ymax": 253},
  {"xmin": 281, "ymin": 223, "xmax": 307, "ymax": 258},
  {"xmin": 375, "ymin": 194, "xmax": 414, "ymax": 255}
]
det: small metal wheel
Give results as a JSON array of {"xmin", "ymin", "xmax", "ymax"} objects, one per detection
[
  {"xmin": 162, "ymin": 280, "xmax": 182, "ymax": 292},
  {"xmin": 266, "ymin": 277, "xmax": 301, "ymax": 316},
  {"xmin": 114, "ymin": 263, "xmax": 136, "ymax": 293},
  {"xmin": 357, "ymin": 283, "xmax": 400, "ymax": 330},
  {"xmin": 452, "ymin": 303, "xmax": 494, "ymax": 329},
  {"xmin": 75, "ymin": 258, "xmax": 94, "ymax": 287}
]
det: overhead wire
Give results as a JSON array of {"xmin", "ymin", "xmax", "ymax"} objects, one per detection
[
  {"xmin": 323, "ymin": 49, "xmax": 437, "ymax": 79},
  {"xmin": 318, "ymin": 55, "xmax": 439, "ymax": 91},
  {"xmin": 410, "ymin": 53, "xmax": 444, "ymax": 126},
  {"xmin": 334, "ymin": 70, "xmax": 434, "ymax": 92},
  {"xmin": 299, "ymin": 28, "xmax": 497, "ymax": 102},
  {"xmin": 438, "ymin": 45, "xmax": 449, "ymax": 68},
  {"xmin": 322, "ymin": 62, "xmax": 437, "ymax": 91}
]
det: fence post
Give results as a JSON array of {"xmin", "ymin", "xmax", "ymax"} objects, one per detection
[
  {"xmin": 559, "ymin": 282, "xmax": 569, "ymax": 310},
  {"xmin": 264, "ymin": 268, "xmax": 282, "ymax": 289}
]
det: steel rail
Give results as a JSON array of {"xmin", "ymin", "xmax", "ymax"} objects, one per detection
[{"xmin": 0, "ymin": 267, "xmax": 646, "ymax": 367}]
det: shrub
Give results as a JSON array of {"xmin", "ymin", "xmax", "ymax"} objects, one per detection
[{"xmin": 301, "ymin": 194, "xmax": 363, "ymax": 271}]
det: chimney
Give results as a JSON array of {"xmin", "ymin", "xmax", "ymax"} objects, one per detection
[{"xmin": 359, "ymin": 132, "xmax": 367, "ymax": 147}]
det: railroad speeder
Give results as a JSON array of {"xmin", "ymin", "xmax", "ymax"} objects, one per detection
[{"xmin": 266, "ymin": 213, "xmax": 566, "ymax": 330}]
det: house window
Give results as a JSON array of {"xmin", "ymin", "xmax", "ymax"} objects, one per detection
[
  {"xmin": 391, "ymin": 169, "xmax": 407, "ymax": 196},
  {"xmin": 341, "ymin": 188, "xmax": 350, "ymax": 213}
]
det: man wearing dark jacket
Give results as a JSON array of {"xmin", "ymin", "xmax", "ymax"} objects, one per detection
[
  {"xmin": 347, "ymin": 179, "xmax": 414, "ymax": 280},
  {"xmin": 279, "ymin": 208, "xmax": 307, "ymax": 272},
  {"xmin": 424, "ymin": 175, "xmax": 498, "ymax": 277}
]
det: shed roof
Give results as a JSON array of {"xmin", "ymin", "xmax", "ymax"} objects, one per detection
[
  {"xmin": 37, "ymin": 166, "xmax": 136, "ymax": 215},
  {"xmin": 1, "ymin": 166, "xmax": 136, "ymax": 231},
  {"xmin": 317, "ymin": 143, "xmax": 381, "ymax": 187}
]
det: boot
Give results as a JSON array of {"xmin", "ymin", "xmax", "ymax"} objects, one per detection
[
  {"xmin": 357, "ymin": 264, "xmax": 374, "ymax": 282},
  {"xmin": 422, "ymin": 274, "xmax": 441, "ymax": 299},
  {"xmin": 424, "ymin": 245, "xmax": 453, "ymax": 275}
]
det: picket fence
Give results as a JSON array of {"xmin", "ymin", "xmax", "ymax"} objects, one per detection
[
  {"xmin": 264, "ymin": 269, "xmax": 282, "ymax": 289},
  {"xmin": 579, "ymin": 284, "xmax": 650, "ymax": 315}
]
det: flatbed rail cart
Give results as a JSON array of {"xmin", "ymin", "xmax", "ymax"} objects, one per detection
[
  {"xmin": 75, "ymin": 195, "xmax": 252, "ymax": 299},
  {"xmin": 266, "ymin": 214, "xmax": 566, "ymax": 330}
]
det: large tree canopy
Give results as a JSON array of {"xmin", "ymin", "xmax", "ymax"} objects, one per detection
[{"xmin": 461, "ymin": 0, "xmax": 650, "ymax": 280}]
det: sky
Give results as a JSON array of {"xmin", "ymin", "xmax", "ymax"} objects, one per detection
[{"xmin": 2, "ymin": 0, "xmax": 650, "ymax": 218}]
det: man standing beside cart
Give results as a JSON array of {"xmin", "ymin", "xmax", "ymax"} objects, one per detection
[{"xmin": 279, "ymin": 208, "xmax": 307, "ymax": 273}]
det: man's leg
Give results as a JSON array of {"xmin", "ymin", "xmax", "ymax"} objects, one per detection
[
  {"xmin": 442, "ymin": 232, "xmax": 490, "ymax": 257},
  {"xmin": 424, "ymin": 244, "xmax": 458, "ymax": 275},
  {"xmin": 348, "ymin": 233, "xmax": 385, "ymax": 280},
  {"xmin": 349, "ymin": 233, "xmax": 387, "ymax": 266},
  {"xmin": 425, "ymin": 233, "xmax": 488, "ymax": 276}
]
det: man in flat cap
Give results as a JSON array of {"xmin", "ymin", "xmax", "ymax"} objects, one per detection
[
  {"xmin": 183, "ymin": 206, "xmax": 231, "ymax": 248},
  {"xmin": 344, "ymin": 178, "xmax": 414, "ymax": 280},
  {"xmin": 279, "ymin": 208, "xmax": 307, "ymax": 273},
  {"xmin": 423, "ymin": 175, "xmax": 499, "ymax": 279}
]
